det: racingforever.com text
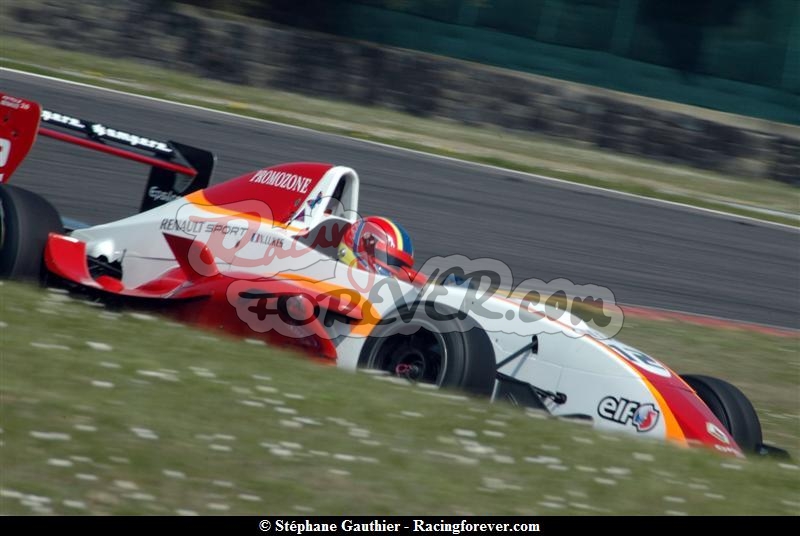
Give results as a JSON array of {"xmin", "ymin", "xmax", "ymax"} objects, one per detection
[{"xmin": 260, "ymin": 519, "xmax": 541, "ymax": 534}]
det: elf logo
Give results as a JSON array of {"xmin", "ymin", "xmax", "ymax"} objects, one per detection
[{"xmin": 597, "ymin": 396, "xmax": 660, "ymax": 432}]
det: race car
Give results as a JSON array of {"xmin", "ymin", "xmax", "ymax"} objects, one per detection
[{"xmin": 0, "ymin": 92, "xmax": 787, "ymax": 459}]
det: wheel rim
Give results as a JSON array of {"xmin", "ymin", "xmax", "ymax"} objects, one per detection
[{"xmin": 366, "ymin": 328, "xmax": 448, "ymax": 386}]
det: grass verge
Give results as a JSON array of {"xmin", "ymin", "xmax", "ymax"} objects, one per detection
[
  {"xmin": 1, "ymin": 282, "xmax": 798, "ymax": 515},
  {"xmin": 1, "ymin": 37, "xmax": 798, "ymax": 226}
]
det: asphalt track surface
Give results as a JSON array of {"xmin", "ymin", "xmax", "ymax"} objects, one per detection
[{"xmin": 3, "ymin": 70, "xmax": 799, "ymax": 329}]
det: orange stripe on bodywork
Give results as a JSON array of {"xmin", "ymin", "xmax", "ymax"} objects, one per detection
[{"xmin": 184, "ymin": 191, "xmax": 305, "ymax": 233}]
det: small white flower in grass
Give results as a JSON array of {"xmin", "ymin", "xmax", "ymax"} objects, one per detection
[
  {"xmin": 603, "ymin": 467, "xmax": 631, "ymax": 476},
  {"xmin": 778, "ymin": 463, "xmax": 799, "ymax": 471},
  {"xmin": 284, "ymin": 393, "xmax": 305, "ymax": 400},
  {"xmin": 329, "ymin": 469, "xmax": 350, "ymax": 476},
  {"xmin": 176, "ymin": 509, "xmax": 199, "ymax": 516},
  {"xmin": 485, "ymin": 419, "xmax": 508, "ymax": 427},
  {"xmin": 251, "ymin": 374, "xmax": 272, "ymax": 381},
  {"xmin": 214, "ymin": 434, "xmax": 237, "ymax": 441},
  {"xmin": 191, "ymin": 368, "xmax": 216, "ymax": 378},
  {"xmin": 280, "ymin": 419, "xmax": 302, "ymax": 428},
  {"xmin": 688, "ymin": 483, "xmax": 708, "ymax": 490},
  {"xmin": 280, "ymin": 441, "xmax": 302, "ymax": 450},
  {"xmin": 69, "ymin": 456, "xmax": 92, "ymax": 463},
  {"xmin": 270, "ymin": 447, "xmax": 293, "ymax": 457},
  {"xmin": 262, "ymin": 398, "xmax": 285, "ymax": 406},
  {"xmin": 333, "ymin": 453, "xmax": 357, "ymax": 462},
  {"xmin": 0, "ymin": 489, "xmax": 23, "ymax": 499},
  {"xmin": 401, "ymin": 411, "xmax": 423, "ymax": 418},
  {"xmin": 632, "ymin": 452, "xmax": 654, "ymax": 462},
  {"xmin": 47, "ymin": 458, "xmax": 73, "ymax": 467},
  {"xmin": 462, "ymin": 442, "xmax": 495, "ymax": 455},
  {"xmin": 99, "ymin": 361, "xmax": 120, "ymax": 369},
  {"xmin": 275, "ymin": 406, "xmax": 297, "ymax": 415},
  {"xmin": 209, "ymin": 444, "xmax": 232, "ymax": 452},
  {"xmin": 348, "ymin": 428, "xmax": 370, "ymax": 438},
  {"xmin": 665, "ymin": 510, "xmax": 688, "ymax": 516},
  {"xmin": 75, "ymin": 474, "xmax": 98, "ymax": 481},
  {"xmin": 547, "ymin": 464, "xmax": 569, "ymax": 471},
  {"xmin": 63, "ymin": 500, "xmax": 86, "ymax": 509},
  {"xmin": 483, "ymin": 430, "xmax": 505, "ymax": 438},
  {"xmin": 293, "ymin": 417, "xmax": 321, "ymax": 426},
  {"xmin": 453, "ymin": 429, "xmax": 477, "ymax": 438},
  {"xmin": 493, "ymin": 455, "xmax": 515, "ymax": 464},
  {"xmin": 31, "ymin": 342, "xmax": 71, "ymax": 350},
  {"xmin": 594, "ymin": 478, "xmax": 617, "ymax": 485},
  {"xmin": 572, "ymin": 436, "xmax": 594, "ymax": 445},
  {"xmin": 163, "ymin": 469, "xmax": 186, "ymax": 479},
  {"xmin": 114, "ymin": 480, "xmax": 138, "ymax": 490},
  {"xmin": 256, "ymin": 385, "xmax": 278, "ymax": 393},
  {"xmin": 207, "ymin": 503, "xmax": 230, "ymax": 511},
  {"xmin": 0, "ymin": 321, "xmax": 7, "ymax": 328},
  {"xmin": 30, "ymin": 431, "xmax": 71, "ymax": 441},
  {"xmin": 110, "ymin": 456, "xmax": 130, "ymax": 464},
  {"xmin": 538, "ymin": 501, "xmax": 565, "ymax": 509},
  {"xmin": 360, "ymin": 439, "xmax": 382, "ymax": 447},
  {"xmin": 130, "ymin": 427, "xmax": 159, "ymax": 440},
  {"xmin": 212, "ymin": 480, "xmax": 234, "ymax": 488},
  {"xmin": 86, "ymin": 341, "xmax": 113, "ymax": 351},
  {"xmin": 137, "ymin": 370, "xmax": 179, "ymax": 382},
  {"xmin": 720, "ymin": 462, "xmax": 743, "ymax": 471},
  {"xmin": 540, "ymin": 444, "xmax": 561, "ymax": 451},
  {"xmin": 294, "ymin": 505, "xmax": 315, "ymax": 513},
  {"xmin": 239, "ymin": 494, "xmax": 261, "ymax": 502},
  {"xmin": 240, "ymin": 400, "xmax": 265, "ymax": 408},
  {"xmin": 524, "ymin": 456, "xmax": 561, "ymax": 465},
  {"xmin": 309, "ymin": 450, "xmax": 329, "ymax": 457},
  {"xmin": 664, "ymin": 496, "xmax": 686, "ymax": 503},
  {"xmin": 127, "ymin": 492, "xmax": 156, "ymax": 501},
  {"xmin": 704, "ymin": 493, "xmax": 725, "ymax": 500},
  {"xmin": 91, "ymin": 380, "xmax": 114, "ymax": 388},
  {"xmin": 244, "ymin": 338, "xmax": 264, "ymax": 346},
  {"xmin": 129, "ymin": 312, "xmax": 157, "ymax": 321}
]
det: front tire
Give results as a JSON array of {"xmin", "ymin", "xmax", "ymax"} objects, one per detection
[
  {"xmin": 0, "ymin": 185, "xmax": 63, "ymax": 281},
  {"xmin": 681, "ymin": 374, "xmax": 763, "ymax": 454},
  {"xmin": 358, "ymin": 304, "xmax": 496, "ymax": 396}
]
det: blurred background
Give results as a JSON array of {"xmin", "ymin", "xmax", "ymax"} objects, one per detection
[{"xmin": 181, "ymin": 0, "xmax": 800, "ymax": 124}]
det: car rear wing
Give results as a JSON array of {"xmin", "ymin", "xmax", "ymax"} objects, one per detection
[{"xmin": 0, "ymin": 92, "xmax": 215, "ymax": 213}]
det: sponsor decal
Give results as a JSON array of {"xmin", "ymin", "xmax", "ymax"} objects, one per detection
[
  {"xmin": 41, "ymin": 109, "xmax": 84, "ymax": 129},
  {"xmin": 607, "ymin": 343, "xmax": 671, "ymax": 378},
  {"xmin": 90, "ymin": 124, "xmax": 171, "ymax": 154},
  {"xmin": 149, "ymin": 186, "xmax": 180, "ymax": 203},
  {"xmin": 597, "ymin": 396, "xmax": 660, "ymax": 432},
  {"xmin": 2, "ymin": 95, "xmax": 32, "ymax": 110},
  {"xmin": 706, "ymin": 422, "xmax": 730, "ymax": 444},
  {"xmin": 250, "ymin": 169, "xmax": 312, "ymax": 194},
  {"xmin": 307, "ymin": 191, "xmax": 323, "ymax": 209}
]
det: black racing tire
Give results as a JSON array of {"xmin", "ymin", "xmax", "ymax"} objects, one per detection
[
  {"xmin": 358, "ymin": 303, "xmax": 496, "ymax": 396},
  {"xmin": 0, "ymin": 184, "xmax": 63, "ymax": 281},
  {"xmin": 681, "ymin": 374, "xmax": 763, "ymax": 454}
]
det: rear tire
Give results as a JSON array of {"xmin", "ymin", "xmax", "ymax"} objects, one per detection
[
  {"xmin": 681, "ymin": 374, "xmax": 763, "ymax": 453},
  {"xmin": 359, "ymin": 304, "xmax": 496, "ymax": 396},
  {"xmin": 0, "ymin": 185, "xmax": 63, "ymax": 281}
]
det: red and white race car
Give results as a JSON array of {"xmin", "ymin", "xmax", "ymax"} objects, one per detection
[{"xmin": 0, "ymin": 93, "xmax": 787, "ymax": 458}]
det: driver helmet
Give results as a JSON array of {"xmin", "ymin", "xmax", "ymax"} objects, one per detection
[{"xmin": 338, "ymin": 216, "xmax": 414, "ymax": 278}]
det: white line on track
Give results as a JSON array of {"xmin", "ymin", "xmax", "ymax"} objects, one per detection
[{"xmin": 3, "ymin": 67, "xmax": 797, "ymax": 232}]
